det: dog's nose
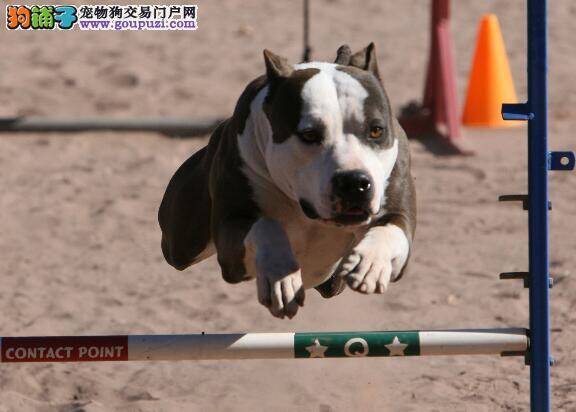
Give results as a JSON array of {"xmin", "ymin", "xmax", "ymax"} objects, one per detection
[{"xmin": 332, "ymin": 171, "xmax": 373, "ymax": 202}]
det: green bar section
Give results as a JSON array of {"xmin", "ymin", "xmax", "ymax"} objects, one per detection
[{"xmin": 294, "ymin": 331, "xmax": 420, "ymax": 358}]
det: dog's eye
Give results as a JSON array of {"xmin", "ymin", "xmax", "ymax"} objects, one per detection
[
  {"xmin": 298, "ymin": 129, "xmax": 322, "ymax": 144},
  {"xmin": 369, "ymin": 126, "xmax": 384, "ymax": 139}
]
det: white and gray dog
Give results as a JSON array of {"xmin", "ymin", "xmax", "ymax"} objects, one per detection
[{"xmin": 159, "ymin": 43, "xmax": 416, "ymax": 319}]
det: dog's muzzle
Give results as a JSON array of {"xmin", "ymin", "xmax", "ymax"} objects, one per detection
[{"xmin": 331, "ymin": 170, "xmax": 373, "ymax": 225}]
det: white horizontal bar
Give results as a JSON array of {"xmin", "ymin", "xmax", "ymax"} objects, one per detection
[
  {"xmin": 419, "ymin": 328, "xmax": 528, "ymax": 355},
  {"xmin": 128, "ymin": 333, "xmax": 295, "ymax": 361},
  {"xmin": 0, "ymin": 328, "xmax": 528, "ymax": 362}
]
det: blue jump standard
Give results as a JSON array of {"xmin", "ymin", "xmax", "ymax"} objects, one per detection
[
  {"xmin": 500, "ymin": 1, "xmax": 576, "ymax": 410},
  {"xmin": 527, "ymin": 1, "xmax": 551, "ymax": 411}
]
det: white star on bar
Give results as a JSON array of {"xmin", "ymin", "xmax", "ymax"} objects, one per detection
[
  {"xmin": 385, "ymin": 336, "xmax": 408, "ymax": 356},
  {"xmin": 305, "ymin": 339, "xmax": 328, "ymax": 358}
]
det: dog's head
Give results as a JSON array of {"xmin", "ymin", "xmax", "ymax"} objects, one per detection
[{"xmin": 262, "ymin": 43, "xmax": 399, "ymax": 227}]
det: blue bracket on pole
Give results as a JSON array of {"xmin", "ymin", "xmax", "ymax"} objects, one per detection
[
  {"xmin": 498, "ymin": 194, "xmax": 551, "ymax": 211},
  {"xmin": 549, "ymin": 151, "xmax": 575, "ymax": 171},
  {"xmin": 499, "ymin": 272, "xmax": 530, "ymax": 288},
  {"xmin": 499, "ymin": 272, "xmax": 554, "ymax": 289},
  {"xmin": 502, "ymin": 103, "xmax": 534, "ymax": 121}
]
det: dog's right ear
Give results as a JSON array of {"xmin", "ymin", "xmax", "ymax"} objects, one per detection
[
  {"xmin": 263, "ymin": 49, "xmax": 293, "ymax": 81},
  {"xmin": 349, "ymin": 42, "xmax": 380, "ymax": 79},
  {"xmin": 334, "ymin": 44, "xmax": 352, "ymax": 65}
]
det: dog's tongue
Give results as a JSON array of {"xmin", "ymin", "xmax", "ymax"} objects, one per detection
[
  {"xmin": 334, "ymin": 201, "xmax": 369, "ymax": 216},
  {"xmin": 345, "ymin": 206, "xmax": 366, "ymax": 215}
]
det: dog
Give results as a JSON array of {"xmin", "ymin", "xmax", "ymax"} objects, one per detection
[{"xmin": 159, "ymin": 43, "xmax": 416, "ymax": 319}]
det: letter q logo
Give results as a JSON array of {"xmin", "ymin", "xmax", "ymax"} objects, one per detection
[{"xmin": 344, "ymin": 337, "xmax": 369, "ymax": 357}]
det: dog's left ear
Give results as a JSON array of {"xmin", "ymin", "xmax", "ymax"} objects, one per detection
[
  {"xmin": 349, "ymin": 42, "xmax": 380, "ymax": 80},
  {"xmin": 263, "ymin": 49, "xmax": 293, "ymax": 81}
]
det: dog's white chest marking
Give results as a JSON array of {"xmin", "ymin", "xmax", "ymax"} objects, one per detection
[
  {"xmin": 268, "ymin": 209, "xmax": 358, "ymax": 288},
  {"xmin": 243, "ymin": 199, "xmax": 358, "ymax": 289}
]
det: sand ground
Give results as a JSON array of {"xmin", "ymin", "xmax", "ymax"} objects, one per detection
[{"xmin": 0, "ymin": 1, "xmax": 575, "ymax": 411}]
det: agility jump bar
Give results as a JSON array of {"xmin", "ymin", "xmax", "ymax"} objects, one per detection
[
  {"xmin": 0, "ymin": 117, "xmax": 224, "ymax": 137},
  {"xmin": 0, "ymin": 328, "xmax": 527, "ymax": 363}
]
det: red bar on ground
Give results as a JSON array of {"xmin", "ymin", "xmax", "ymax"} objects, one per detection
[{"xmin": 1, "ymin": 336, "xmax": 128, "ymax": 362}]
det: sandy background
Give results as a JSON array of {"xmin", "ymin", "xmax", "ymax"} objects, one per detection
[{"xmin": 1, "ymin": 0, "xmax": 575, "ymax": 411}]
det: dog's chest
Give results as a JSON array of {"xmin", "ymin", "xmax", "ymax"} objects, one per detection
[
  {"xmin": 264, "ymin": 201, "xmax": 359, "ymax": 288},
  {"xmin": 293, "ymin": 224, "xmax": 357, "ymax": 288}
]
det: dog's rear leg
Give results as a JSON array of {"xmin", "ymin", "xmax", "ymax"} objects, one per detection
[
  {"xmin": 159, "ymin": 146, "xmax": 215, "ymax": 270},
  {"xmin": 314, "ymin": 274, "xmax": 346, "ymax": 298}
]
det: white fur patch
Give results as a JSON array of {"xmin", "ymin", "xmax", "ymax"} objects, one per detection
[
  {"xmin": 236, "ymin": 86, "xmax": 275, "ymax": 190},
  {"xmin": 244, "ymin": 217, "xmax": 305, "ymax": 319},
  {"xmin": 385, "ymin": 224, "xmax": 410, "ymax": 278},
  {"xmin": 297, "ymin": 62, "xmax": 369, "ymax": 130},
  {"xmin": 336, "ymin": 224, "xmax": 410, "ymax": 294}
]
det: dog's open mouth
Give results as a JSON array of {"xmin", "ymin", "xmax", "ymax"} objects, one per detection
[
  {"xmin": 333, "ymin": 206, "xmax": 371, "ymax": 225},
  {"xmin": 299, "ymin": 198, "xmax": 371, "ymax": 226},
  {"xmin": 333, "ymin": 202, "xmax": 370, "ymax": 225}
]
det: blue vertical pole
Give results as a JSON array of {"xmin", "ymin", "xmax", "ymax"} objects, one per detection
[{"xmin": 527, "ymin": 0, "xmax": 551, "ymax": 411}]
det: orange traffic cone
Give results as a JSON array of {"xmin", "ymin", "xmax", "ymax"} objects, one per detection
[{"xmin": 462, "ymin": 14, "xmax": 520, "ymax": 127}]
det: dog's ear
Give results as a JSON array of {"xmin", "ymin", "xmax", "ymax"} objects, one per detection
[
  {"xmin": 263, "ymin": 49, "xmax": 293, "ymax": 81},
  {"xmin": 349, "ymin": 42, "xmax": 380, "ymax": 79},
  {"xmin": 334, "ymin": 44, "xmax": 352, "ymax": 65}
]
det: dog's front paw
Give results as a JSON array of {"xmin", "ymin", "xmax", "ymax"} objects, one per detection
[
  {"xmin": 338, "ymin": 244, "xmax": 393, "ymax": 294},
  {"xmin": 255, "ymin": 254, "xmax": 305, "ymax": 319},
  {"xmin": 336, "ymin": 226, "xmax": 409, "ymax": 294}
]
